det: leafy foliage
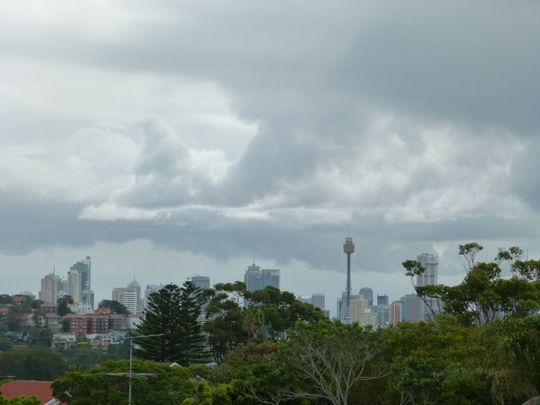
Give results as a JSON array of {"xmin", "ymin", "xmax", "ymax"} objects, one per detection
[
  {"xmin": 0, "ymin": 346, "xmax": 68, "ymax": 380},
  {"xmin": 98, "ymin": 300, "xmax": 130, "ymax": 315}
]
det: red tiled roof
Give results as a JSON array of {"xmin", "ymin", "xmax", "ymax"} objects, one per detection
[{"xmin": 0, "ymin": 380, "xmax": 59, "ymax": 404}]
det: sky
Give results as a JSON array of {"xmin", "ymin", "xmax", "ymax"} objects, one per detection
[{"xmin": 1, "ymin": 0, "xmax": 540, "ymax": 315}]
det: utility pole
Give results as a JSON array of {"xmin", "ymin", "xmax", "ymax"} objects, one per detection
[{"xmin": 122, "ymin": 334, "xmax": 163, "ymax": 405}]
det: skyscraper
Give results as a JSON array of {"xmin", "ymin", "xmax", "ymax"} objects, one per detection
[
  {"xmin": 343, "ymin": 237, "xmax": 355, "ymax": 324},
  {"xmin": 70, "ymin": 256, "xmax": 91, "ymax": 291},
  {"xmin": 359, "ymin": 287, "xmax": 374, "ymax": 306},
  {"xmin": 417, "ymin": 253, "xmax": 438, "ymax": 287},
  {"xmin": 261, "ymin": 269, "xmax": 280, "ymax": 289},
  {"xmin": 39, "ymin": 273, "xmax": 58, "ymax": 304},
  {"xmin": 244, "ymin": 264, "xmax": 262, "ymax": 292},
  {"xmin": 191, "ymin": 276, "xmax": 210, "ymax": 290},
  {"xmin": 67, "ymin": 270, "xmax": 82, "ymax": 304},
  {"xmin": 376, "ymin": 294, "xmax": 389, "ymax": 327},
  {"xmin": 417, "ymin": 253, "xmax": 440, "ymax": 319},
  {"xmin": 71, "ymin": 257, "xmax": 94, "ymax": 308},
  {"xmin": 310, "ymin": 293, "xmax": 325, "ymax": 311}
]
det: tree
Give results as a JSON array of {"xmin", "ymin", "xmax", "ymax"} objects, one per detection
[
  {"xmin": 283, "ymin": 320, "xmax": 387, "ymax": 405},
  {"xmin": 57, "ymin": 296, "xmax": 73, "ymax": 316},
  {"xmin": 404, "ymin": 243, "xmax": 540, "ymax": 326},
  {"xmin": 203, "ymin": 285, "xmax": 249, "ymax": 363},
  {"xmin": 135, "ymin": 281, "xmax": 208, "ymax": 365},
  {"xmin": 247, "ymin": 286, "xmax": 325, "ymax": 340},
  {"xmin": 98, "ymin": 300, "xmax": 129, "ymax": 315},
  {"xmin": 52, "ymin": 360, "xmax": 196, "ymax": 405},
  {"xmin": 0, "ymin": 394, "xmax": 40, "ymax": 405},
  {"xmin": 0, "ymin": 337, "xmax": 13, "ymax": 352},
  {"xmin": 0, "ymin": 346, "xmax": 68, "ymax": 380}
]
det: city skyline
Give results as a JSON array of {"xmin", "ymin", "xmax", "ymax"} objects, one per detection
[
  {"xmin": 28, "ymin": 244, "xmax": 443, "ymax": 318},
  {"xmin": 2, "ymin": 1, "xmax": 540, "ymax": 315}
]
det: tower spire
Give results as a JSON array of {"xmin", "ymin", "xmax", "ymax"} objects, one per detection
[{"xmin": 343, "ymin": 237, "xmax": 355, "ymax": 324}]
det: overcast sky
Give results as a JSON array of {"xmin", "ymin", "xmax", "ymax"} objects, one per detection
[{"xmin": 1, "ymin": 1, "xmax": 540, "ymax": 314}]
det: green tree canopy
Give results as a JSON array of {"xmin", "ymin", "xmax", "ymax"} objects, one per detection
[
  {"xmin": 135, "ymin": 281, "xmax": 209, "ymax": 365},
  {"xmin": 98, "ymin": 300, "xmax": 130, "ymax": 315},
  {"xmin": 0, "ymin": 346, "xmax": 67, "ymax": 380}
]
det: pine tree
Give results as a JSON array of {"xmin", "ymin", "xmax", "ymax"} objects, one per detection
[
  {"xmin": 176, "ymin": 280, "xmax": 209, "ymax": 365},
  {"xmin": 135, "ymin": 281, "xmax": 209, "ymax": 365}
]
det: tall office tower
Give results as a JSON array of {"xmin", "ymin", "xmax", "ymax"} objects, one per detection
[
  {"xmin": 359, "ymin": 287, "xmax": 374, "ymax": 306},
  {"xmin": 262, "ymin": 269, "xmax": 280, "ymax": 289},
  {"xmin": 310, "ymin": 293, "xmax": 325, "ymax": 310},
  {"xmin": 377, "ymin": 294, "xmax": 389, "ymax": 307},
  {"xmin": 400, "ymin": 294, "xmax": 423, "ymax": 323},
  {"xmin": 376, "ymin": 294, "xmax": 389, "ymax": 327},
  {"xmin": 417, "ymin": 253, "xmax": 439, "ymax": 319},
  {"xmin": 417, "ymin": 253, "xmax": 438, "ymax": 286},
  {"xmin": 191, "ymin": 276, "xmax": 210, "ymax": 291},
  {"xmin": 343, "ymin": 237, "xmax": 355, "ymax": 324},
  {"xmin": 67, "ymin": 270, "xmax": 82, "ymax": 304},
  {"xmin": 71, "ymin": 256, "xmax": 94, "ymax": 308},
  {"xmin": 70, "ymin": 257, "xmax": 91, "ymax": 291},
  {"xmin": 112, "ymin": 280, "xmax": 142, "ymax": 314},
  {"xmin": 39, "ymin": 273, "xmax": 58, "ymax": 303},
  {"xmin": 244, "ymin": 264, "xmax": 262, "ymax": 292},
  {"xmin": 389, "ymin": 300, "xmax": 402, "ymax": 325}
]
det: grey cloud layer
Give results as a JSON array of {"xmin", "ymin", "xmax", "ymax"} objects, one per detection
[{"xmin": 1, "ymin": 0, "xmax": 540, "ymax": 281}]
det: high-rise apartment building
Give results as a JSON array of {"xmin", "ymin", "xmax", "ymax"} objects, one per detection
[
  {"xmin": 261, "ymin": 269, "xmax": 280, "ymax": 289},
  {"xmin": 67, "ymin": 270, "xmax": 82, "ymax": 304},
  {"xmin": 112, "ymin": 280, "xmax": 142, "ymax": 315},
  {"xmin": 39, "ymin": 273, "xmax": 58, "ymax": 304},
  {"xmin": 191, "ymin": 276, "xmax": 210, "ymax": 290}
]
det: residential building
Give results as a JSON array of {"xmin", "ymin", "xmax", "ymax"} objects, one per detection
[
  {"xmin": 67, "ymin": 270, "xmax": 82, "ymax": 304},
  {"xmin": 112, "ymin": 280, "xmax": 142, "ymax": 314},
  {"xmin": 39, "ymin": 273, "xmax": 58, "ymax": 304}
]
